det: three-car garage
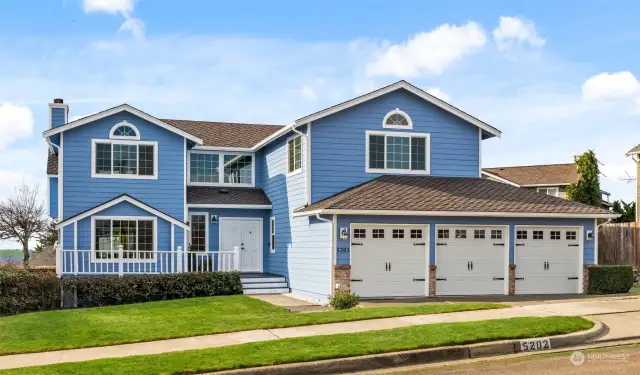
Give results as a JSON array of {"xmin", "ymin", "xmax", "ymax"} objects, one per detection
[{"xmin": 347, "ymin": 224, "xmax": 584, "ymax": 298}]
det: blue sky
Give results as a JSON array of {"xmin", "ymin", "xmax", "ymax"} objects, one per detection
[{"xmin": 0, "ymin": 0, "xmax": 639, "ymax": 248}]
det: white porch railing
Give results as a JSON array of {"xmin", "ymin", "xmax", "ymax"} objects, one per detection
[{"xmin": 56, "ymin": 246, "xmax": 239, "ymax": 276}]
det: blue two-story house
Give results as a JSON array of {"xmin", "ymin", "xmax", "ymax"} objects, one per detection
[{"xmin": 44, "ymin": 81, "xmax": 616, "ymax": 302}]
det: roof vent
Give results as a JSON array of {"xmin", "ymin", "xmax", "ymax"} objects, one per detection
[
  {"xmin": 53, "ymin": 98, "xmax": 64, "ymax": 104},
  {"xmin": 219, "ymin": 189, "xmax": 230, "ymax": 194}
]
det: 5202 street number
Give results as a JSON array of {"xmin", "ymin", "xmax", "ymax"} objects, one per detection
[{"xmin": 520, "ymin": 338, "xmax": 551, "ymax": 351}]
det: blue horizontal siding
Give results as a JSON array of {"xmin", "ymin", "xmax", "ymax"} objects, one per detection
[
  {"xmin": 62, "ymin": 112, "xmax": 186, "ymax": 222},
  {"xmin": 262, "ymin": 131, "xmax": 332, "ymax": 301},
  {"xmin": 335, "ymin": 216, "xmax": 595, "ymax": 266},
  {"xmin": 51, "ymin": 107, "xmax": 66, "ymax": 128},
  {"xmin": 311, "ymin": 89, "xmax": 480, "ymax": 203},
  {"xmin": 49, "ymin": 176, "xmax": 58, "ymax": 218}
]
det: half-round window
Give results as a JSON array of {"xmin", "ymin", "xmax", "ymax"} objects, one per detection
[
  {"xmin": 109, "ymin": 121, "xmax": 141, "ymax": 140},
  {"xmin": 383, "ymin": 109, "xmax": 413, "ymax": 129}
]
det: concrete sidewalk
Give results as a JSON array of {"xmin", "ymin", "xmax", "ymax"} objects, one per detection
[{"xmin": 1, "ymin": 297, "xmax": 640, "ymax": 370}]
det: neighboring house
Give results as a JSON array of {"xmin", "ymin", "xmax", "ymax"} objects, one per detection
[
  {"xmin": 625, "ymin": 145, "xmax": 640, "ymax": 222},
  {"xmin": 44, "ymin": 81, "xmax": 617, "ymax": 302},
  {"xmin": 482, "ymin": 164, "xmax": 612, "ymax": 209}
]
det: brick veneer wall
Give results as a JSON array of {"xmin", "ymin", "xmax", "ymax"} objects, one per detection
[
  {"xmin": 428, "ymin": 265, "xmax": 437, "ymax": 296},
  {"xmin": 583, "ymin": 264, "xmax": 598, "ymax": 294},
  {"xmin": 333, "ymin": 265, "xmax": 351, "ymax": 294},
  {"xmin": 508, "ymin": 264, "xmax": 516, "ymax": 296}
]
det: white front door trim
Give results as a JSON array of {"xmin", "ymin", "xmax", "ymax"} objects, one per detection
[
  {"xmin": 219, "ymin": 217, "xmax": 263, "ymax": 272},
  {"xmin": 514, "ymin": 225, "xmax": 584, "ymax": 294}
]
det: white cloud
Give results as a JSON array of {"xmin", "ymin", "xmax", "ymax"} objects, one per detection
[
  {"xmin": 493, "ymin": 16, "xmax": 546, "ymax": 51},
  {"xmin": 299, "ymin": 86, "xmax": 317, "ymax": 101},
  {"xmin": 366, "ymin": 22, "xmax": 487, "ymax": 77},
  {"xmin": 82, "ymin": 0, "xmax": 144, "ymax": 39},
  {"xmin": 0, "ymin": 103, "xmax": 34, "ymax": 151},
  {"xmin": 426, "ymin": 87, "xmax": 450, "ymax": 102},
  {"xmin": 582, "ymin": 71, "xmax": 640, "ymax": 101}
]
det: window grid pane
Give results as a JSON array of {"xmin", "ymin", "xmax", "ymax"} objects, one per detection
[
  {"xmin": 533, "ymin": 230, "xmax": 544, "ymax": 240},
  {"xmin": 386, "ymin": 136, "xmax": 410, "ymax": 170},
  {"xmin": 138, "ymin": 220, "xmax": 154, "ymax": 259},
  {"xmin": 566, "ymin": 231, "xmax": 577, "ymax": 240},
  {"xmin": 354, "ymin": 229, "xmax": 366, "ymax": 239},
  {"xmin": 113, "ymin": 144, "xmax": 137, "ymax": 175},
  {"xmin": 224, "ymin": 155, "xmax": 252, "ymax": 184},
  {"xmin": 392, "ymin": 229, "xmax": 404, "ymax": 239},
  {"xmin": 373, "ymin": 229, "xmax": 385, "ymax": 239},
  {"xmin": 455, "ymin": 229, "xmax": 467, "ymax": 239},
  {"xmin": 411, "ymin": 229, "xmax": 422, "ymax": 239},
  {"xmin": 95, "ymin": 143, "xmax": 112, "ymax": 174},
  {"xmin": 190, "ymin": 215, "xmax": 206, "ymax": 252},
  {"xmin": 550, "ymin": 231, "xmax": 561, "ymax": 240},
  {"xmin": 517, "ymin": 230, "xmax": 528, "ymax": 240},
  {"xmin": 438, "ymin": 229, "xmax": 449, "ymax": 239},
  {"xmin": 114, "ymin": 125, "xmax": 137, "ymax": 137},
  {"xmin": 138, "ymin": 145, "xmax": 154, "ymax": 176},
  {"xmin": 411, "ymin": 137, "xmax": 426, "ymax": 171},
  {"xmin": 491, "ymin": 230, "xmax": 503, "ymax": 239},
  {"xmin": 190, "ymin": 153, "xmax": 219, "ymax": 183},
  {"xmin": 474, "ymin": 229, "xmax": 485, "ymax": 239},
  {"xmin": 368, "ymin": 135, "xmax": 385, "ymax": 169}
]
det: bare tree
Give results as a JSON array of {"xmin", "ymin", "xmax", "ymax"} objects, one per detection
[{"xmin": 0, "ymin": 183, "xmax": 48, "ymax": 268}]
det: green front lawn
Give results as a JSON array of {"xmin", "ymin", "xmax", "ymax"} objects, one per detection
[
  {"xmin": 0, "ymin": 316, "xmax": 593, "ymax": 375},
  {"xmin": 0, "ymin": 295, "xmax": 506, "ymax": 355}
]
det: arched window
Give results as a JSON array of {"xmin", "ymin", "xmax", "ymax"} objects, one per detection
[
  {"xmin": 109, "ymin": 121, "xmax": 140, "ymax": 140},
  {"xmin": 382, "ymin": 109, "xmax": 413, "ymax": 129}
]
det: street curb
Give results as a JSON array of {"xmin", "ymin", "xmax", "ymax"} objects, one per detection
[{"xmin": 207, "ymin": 321, "xmax": 606, "ymax": 375}]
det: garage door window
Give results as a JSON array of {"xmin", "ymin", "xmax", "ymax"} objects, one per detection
[
  {"xmin": 373, "ymin": 229, "xmax": 385, "ymax": 238},
  {"xmin": 474, "ymin": 229, "xmax": 485, "ymax": 239},
  {"xmin": 533, "ymin": 230, "xmax": 544, "ymax": 240},
  {"xmin": 392, "ymin": 229, "xmax": 405, "ymax": 238},
  {"xmin": 491, "ymin": 229, "xmax": 503, "ymax": 239},
  {"xmin": 437, "ymin": 229, "xmax": 449, "ymax": 239},
  {"xmin": 354, "ymin": 229, "xmax": 366, "ymax": 239},
  {"xmin": 550, "ymin": 231, "xmax": 561, "ymax": 240},
  {"xmin": 455, "ymin": 229, "xmax": 467, "ymax": 239},
  {"xmin": 566, "ymin": 231, "xmax": 577, "ymax": 240},
  {"xmin": 411, "ymin": 229, "xmax": 422, "ymax": 238},
  {"xmin": 517, "ymin": 230, "xmax": 527, "ymax": 239}
]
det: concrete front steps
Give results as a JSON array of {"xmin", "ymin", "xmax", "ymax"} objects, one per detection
[{"xmin": 241, "ymin": 273, "xmax": 290, "ymax": 295}]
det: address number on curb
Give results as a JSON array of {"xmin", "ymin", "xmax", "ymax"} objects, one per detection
[{"xmin": 520, "ymin": 338, "xmax": 551, "ymax": 351}]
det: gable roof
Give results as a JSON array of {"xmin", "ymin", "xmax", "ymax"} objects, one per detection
[
  {"xmin": 626, "ymin": 144, "xmax": 640, "ymax": 156},
  {"xmin": 42, "ymin": 104, "xmax": 205, "ymax": 145},
  {"xmin": 162, "ymin": 119, "xmax": 283, "ymax": 149},
  {"xmin": 295, "ymin": 175, "xmax": 616, "ymax": 219},
  {"xmin": 56, "ymin": 194, "xmax": 189, "ymax": 230},
  {"xmin": 482, "ymin": 163, "xmax": 580, "ymax": 187}
]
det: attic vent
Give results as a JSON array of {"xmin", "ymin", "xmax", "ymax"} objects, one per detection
[{"xmin": 219, "ymin": 189, "xmax": 230, "ymax": 194}]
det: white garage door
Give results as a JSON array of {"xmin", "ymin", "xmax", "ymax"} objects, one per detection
[
  {"xmin": 436, "ymin": 226, "xmax": 507, "ymax": 295},
  {"xmin": 515, "ymin": 227, "xmax": 581, "ymax": 294},
  {"xmin": 350, "ymin": 225, "xmax": 428, "ymax": 298}
]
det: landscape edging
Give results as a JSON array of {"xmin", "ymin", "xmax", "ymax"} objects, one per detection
[{"xmin": 208, "ymin": 320, "xmax": 606, "ymax": 375}]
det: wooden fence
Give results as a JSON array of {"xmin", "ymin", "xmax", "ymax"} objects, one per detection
[{"xmin": 598, "ymin": 222, "xmax": 639, "ymax": 268}]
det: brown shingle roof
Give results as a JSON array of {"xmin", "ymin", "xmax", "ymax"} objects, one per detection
[
  {"xmin": 296, "ymin": 175, "xmax": 611, "ymax": 215},
  {"xmin": 47, "ymin": 153, "xmax": 58, "ymax": 175},
  {"xmin": 162, "ymin": 119, "xmax": 283, "ymax": 148},
  {"xmin": 187, "ymin": 186, "xmax": 271, "ymax": 206},
  {"xmin": 482, "ymin": 163, "xmax": 580, "ymax": 186}
]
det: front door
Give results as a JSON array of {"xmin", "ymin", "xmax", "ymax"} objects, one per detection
[{"xmin": 220, "ymin": 218, "xmax": 262, "ymax": 272}]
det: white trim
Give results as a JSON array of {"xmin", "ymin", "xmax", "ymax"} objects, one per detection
[
  {"xmin": 171, "ymin": 224, "xmax": 175, "ymax": 252},
  {"xmin": 365, "ymin": 130, "xmax": 431, "ymax": 175},
  {"xmin": 514, "ymin": 225, "xmax": 584, "ymax": 294},
  {"xmin": 91, "ymin": 139, "xmax": 159, "ymax": 180},
  {"xmin": 594, "ymin": 218, "xmax": 598, "ymax": 265},
  {"xmin": 184, "ymin": 138, "xmax": 188, "ymax": 251},
  {"xmin": 109, "ymin": 121, "xmax": 141, "ymax": 140},
  {"xmin": 187, "ymin": 150, "xmax": 256, "ymax": 188},
  {"xmin": 251, "ymin": 122, "xmax": 295, "ymax": 151},
  {"xmin": 382, "ymin": 108, "xmax": 413, "ymax": 130},
  {"xmin": 46, "ymin": 175, "xmax": 50, "ymax": 217},
  {"xmin": 537, "ymin": 187, "xmax": 559, "ymax": 197},
  {"xmin": 331, "ymin": 214, "xmax": 337, "ymax": 295},
  {"xmin": 294, "ymin": 81, "xmax": 501, "ymax": 138},
  {"xmin": 435, "ymin": 224, "xmax": 509, "ymax": 295},
  {"xmin": 286, "ymin": 133, "xmax": 303, "ymax": 177},
  {"xmin": 189, "ymin": 212, "xmax": 209, "ymax": 251},
  {"xmin": 293, "ymin": 209, "xmax": 619, "ymax": 219},
  {"xmin": 42, "ymin": 104, "xmax": 204, "ymax": 144},
  {"xmin": 523, "ymin": 183, "xmax": 571, "ymax": 187},
  {"xmin": 478, "ymin": 128, "xmax": 482, "ymax": 178},
  {"xmin": 48, "ymin": 103, "xmax": 69, "ymax": 129},
  {"xmin": 350, "ymin": 223, "xmax": 430, "ymax": 297},
  {"xmin": 480, "ymin": 171, "xmax": 521, "ymax": 187},
  {"xmin": 306, "ymin": 122, "xmax": 312, "ymax": 204},
  {"xmin": 187, "ymin": 204, "xmax": 272, "ymax": 209},
  {"xmin": 58, "ymin": 133, "xmax": 63, "ymax": 221},
  {"xmin": 91, "ymin": 216, "xmax": 158, "ymax": 263},
  {"xmin": 269, "ymin": 216, "xmax": 276, "ymax": 253},
  {"xmin": 219, "ymin": 217, "xmax": 263, "ymax": 272},
  {"xmin": 56, "ymin": 195, "xmax": 190, "ymax": 230}
]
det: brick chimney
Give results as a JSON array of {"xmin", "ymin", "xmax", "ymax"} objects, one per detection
[{"xmin": 49, "ymin": 98, "xmax": 68, "ymax": 128}]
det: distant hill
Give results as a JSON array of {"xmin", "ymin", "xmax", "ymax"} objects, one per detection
[{"xmin": 0, "ymin": 250, "xmax": 23, "ymax": 263}]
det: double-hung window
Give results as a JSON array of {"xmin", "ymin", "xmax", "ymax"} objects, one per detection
[
  {"xmin": 287, "ymin": 135, "xmax": 302, "ymax": 175},
  {"xmin": 188, "ymin": 152, "xmax": 254, "ymax": 186},
  {"xmin": 366, "ymin": 131, "xmax": 429, "ymax": 174},
  {"xmin": 93, "ymin": 217, "xmax": 155, "ymax": 260},
  {"xmin": 93, "ymin": 122, "xmax": 157, "ymax": 179}
]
